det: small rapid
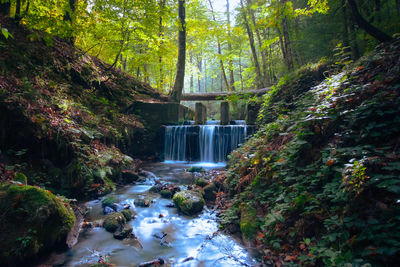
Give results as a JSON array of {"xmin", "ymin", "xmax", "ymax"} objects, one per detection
[{"xmin": 46, "ymin": 162, "xmax": 258, "ymax": 266}]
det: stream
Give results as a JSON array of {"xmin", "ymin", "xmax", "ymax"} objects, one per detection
[{"xmin": 49, "ymin": 162, "xmax": 259, "ymax": 267}]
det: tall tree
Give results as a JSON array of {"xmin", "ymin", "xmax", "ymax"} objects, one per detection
[
  {"xmin": 208, "ymin": 0, "xmax": 230, "ymax": 91},
  {"xmin": 247, "ymin": 0, "xmax": 269, "ymax": 85},
  {"xmin": 240, "ymin": 0, "xmax": 263, "ymax": 89},
  {"xmin": 347, "ymin": 0, "xmax": 392, "ymax": 42},
  {"xmin": 170, "ymin": 0, "xmax": 187, "ymax": 102},
  {"xmin": 226, "ymin": 0, "xmax": 235, "ymax": 91}
]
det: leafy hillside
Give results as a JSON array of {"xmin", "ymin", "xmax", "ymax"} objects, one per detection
[
  {"xmin": 220, "ymin": 37, "xmax": 400, "ymax": 266},
  {"xmin": 0, "ymin": 16, "xmax": 167, "ymax": 198}
]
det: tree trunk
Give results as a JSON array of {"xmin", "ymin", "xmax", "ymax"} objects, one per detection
[
  {"xmin": 197, "ymin": 54, "xmax": 202, "ymax": 92},
  {"xmin": 281, "ymin": 16, "xmax": 294, "ymax": 71},
  {"xmin": 348, "ymin": 15, "xmax": 360, "ymax": 59},
  {"xmin": 143, "ymin": 63, "xmax": 149, "ymax": 84},
  {"xmin": 240, "ymin": 0, "xmax": 263, "ymax": 89},
  {"xmin": 238, "ymin": 48, "xmax": 244, "ymax": 90},
  {"xmin": 158, "ymin": 0, "xmax": 166, "ymax": 91},
  {"xmin": 208, "ymin": 0, "xmax": 230, "ymax": 91},
  {"xmin": 15, "ymin": 0, "xmax": 22, "ymax": 22},
  {"xmin": 342, "ymin": 0, "xmax": 350, "ymax": 48},
  {"xmin": 227, "ymin": 0, "xmax": 235, "ymax": 91},
  {"xmin": 347, "ymin": 0, "xmax": 392, "ymax": 42},
  {"xmin": 247, "ymin": 0, "xmax": 268, "ymax": 86},
  {"xmin": 170, "ymin": 0, "xmax": 186, "ymax": 102},
  {"xmin": 396, "ymin": 0, "xmax": 400, "ymax": 15},
  {"xmin": 374, "ymin": 0, "xmax": 381, "ymax": 23},
  {"xmin": 190, "ymin": 52, "xmax": 194, "ymax": 93},
  {"xmin": 0, "ymin": 1, "xmax": 11, "ymax": 16}
]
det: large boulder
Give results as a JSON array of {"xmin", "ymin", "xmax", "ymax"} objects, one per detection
[
  {"xmin": 103, "ymin": 212, "xmax": 126, "ymax": 233},
  {"xmin": 0, "ymin": 184, "xmax": 75, "ymax": 266},
  {"xmin": 121, "ymin": 170, "xmax": 139, "ymax": 183},
  {"xmin": 113, "ymin": 224, "xmax": 133, "ymax": 240},
  {"xmin": 173, "ymin": 190, "xmax": 205, "ymax": 216}
]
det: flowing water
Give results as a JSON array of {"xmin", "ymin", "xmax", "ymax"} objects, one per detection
[
  {"xmin": 164, "ymin": 124, "xmax": 250, "ymax": 163},
  {"xmin": 52, "ymin": 162, "xmax": 258, "ymax": 267}
]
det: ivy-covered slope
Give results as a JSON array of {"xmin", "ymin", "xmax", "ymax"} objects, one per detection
[
  {"xmin": 0, "ymin": 16, "xmax": 167, "ymax": 198},
  {"xmin": 221, "ymin": 38, "xmax": 400, "ymax": 266}
]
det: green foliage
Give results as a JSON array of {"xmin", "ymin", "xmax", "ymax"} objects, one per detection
[{"xmin": 223, "ymin": 41, "xmax": 400, "ymax": 266}]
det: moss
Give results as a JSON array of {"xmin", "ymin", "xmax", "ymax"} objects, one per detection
[
  {"xmin": 13, "ymin": 173, "xmax": 27, "ymax": 185},
  {"xmin": 121, "ymin": 209, "xmax": 136, "ymax": 221},
  {"xmin": 173, "ymin": 190, "xmax": 205, "ymax": 216},
  {"xmin": 160, "ymin": 189, "xmax": 173, "ymax": 199},
  {"xmin": 194, "ymin": 178, "xmax": 208, "ymax": 187},
  {"xmin": 102, "ymin": 196, "xmax": 117, "ymax": 208},
  {"xmin": 0, "ymin": 184, "xmax": 75, "ymax": 265},
  {"xmin": 103, "ymin": 212, "xmax": 126, "ymax": 232},
  {"xmin": 239, "ymin": 204, "xmax": 258, "ymax": 239},
  {"xmin": 187, "ymin": 167, "xmax": 205, "ymax": 173}
]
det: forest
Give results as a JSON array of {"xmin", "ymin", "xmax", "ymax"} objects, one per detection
[{"xmin": 0, "ymin": 0, "xmax": 400, "ymax": 266}]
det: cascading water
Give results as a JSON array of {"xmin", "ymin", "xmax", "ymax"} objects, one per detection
[
  {"xmin": 164, "ymin": 123, "xmax": 251, "ymax": 163},
  {"xmin": 164, "ymin": 126, "xmax": 188, "ymax": 161}
]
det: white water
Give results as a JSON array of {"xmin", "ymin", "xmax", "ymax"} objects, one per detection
[{"xmin": 165, "ymin": 125, "xmax": 249, "ymax": 163}]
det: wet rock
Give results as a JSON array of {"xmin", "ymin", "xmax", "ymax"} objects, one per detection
[
  {"xmin": 194, "ymin": 178, "xmax": 208, "ymax": 187},
  {"xmin": 137, "ymin": 258, "xmax": 165, "ymax": 267},
  {"xmin": 121, "ymin": 169, "xmax": 139, "ymax": 183},
  {"xmin": 202, "ymin": 183, "xmax": 217, "ymax": 201},
  {"xmin": 182, "ymin": 256, "xmax": 194, "ymax": 263},
  {"xmin": 121, "ymin": 209, "xmax": 136, "ymax": 221},
  {"xmin": 149, "ymin": 184, "xmax": 163, "ymax": 193},
  {"xmin": 173, "ymin": 190, "xmax": 205, "ymax": 216},
  {"xmin": 153, "ymin": 232, "xmax": 167, "ymax": 239},
  {"xmin": 102, "ymin": 196, "xmax": 118, "ymax": 210},
  {"xmin": 113, "ymin": 225, "xmax": 133, "ymax": 240},
  {"xmin": 160, "ymin": 239, "xmax": 171, "ymax": 247},
  {"xmin": 134, "ymin": 198, "xmax": 150, "ymax": 207},
  {"xmin": 160, "ymin": 189, "xmax": 173, "ymax": 199},
  {"xmin": 166, "ymin": 203, "xmax": 175, "ymax": 208},
  {"xmin": 103, "ymin": 206, "xmax": 114, "ymax": 215},
  {"xmin": 103, "ymin": 212, "xmax": 126, "ymax": 233}
]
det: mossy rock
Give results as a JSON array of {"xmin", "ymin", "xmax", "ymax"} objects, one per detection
[
  {"xmin": 239, "ymin": 204, "xmax": 258, "ymax": 239},
  {"xmin": 121, "ymin": 170, "xmax": 139, "ymax": 183},
  {"xmin": 187, "ymin": 166, "xmax": 205, "ymax": 173},
  {"xmin": 113, "ymin": 224, "xmax": 133, "ymax": 240},
  {"xmin": 103, "ymin": 212, "xmax": 126, "ymax": 233},
  {"xmin": 102, "ymin": 196, "xmax": 118, "ymax": 209},
  {"xmin": 160, "ymin": 189, "xmax": 173, "ymax": 199},
  {"xmin": 195, "ymin": 178, "xmax": 208, "ymax": 187},
  {"xmin": 173, "ymin": 190, "xmax": 205, "ymax": 216},
  {"xmin": 13, "ymin": 172, "xmax": 28, "ymax": 185},
  {"xmin": 149, "ymin": 184, "xmax": 163, "ymax": 193},
  {"xmin": 203, "ymin": 183, "xmax": 217, "ymax": 201},
  {"xmin": 121, "ymin": 209, "xmax": 136, "ymax": 221},
  {"xmin": 0, "ymin": 184, "xmax": 75, "ymax": 265},
  {"xmin": 134, "ymin": 198, "xmax": 150, "ymax": 207}
]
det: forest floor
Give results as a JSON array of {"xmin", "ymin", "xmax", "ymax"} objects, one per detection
[{"xmin": 217, "ymin": 37, "xmax": 400, "ymax": 266}]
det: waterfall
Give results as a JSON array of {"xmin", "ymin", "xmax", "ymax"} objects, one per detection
[
  {"xmin": 164, "ymin": 124, "xmax": 252, "ymax": 163},
  {"xmin": 164, "ymin": 126, "xmax": 188, "ymax": 161}
]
